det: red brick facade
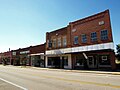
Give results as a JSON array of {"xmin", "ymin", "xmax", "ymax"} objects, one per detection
[
  {"xmin": 11, "ymin": 44, "xmax": 45, "ymax": 66},
  {"xmin": 30, "ymin": 44, "xmax": 45, "ymax": 54},
  {"xmin": 0, "ymin": 10, "xmax": 116, "ymax": 70},
  {"xmin": 45, "ymin": 10, "xmax": 116, "ymax": 70},
  {"xmin": 46, "ymin": 10, "xmax": 113, "ymax": 49}
]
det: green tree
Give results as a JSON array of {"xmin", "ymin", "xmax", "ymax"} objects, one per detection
[{"xmin": 116, "ymin": 44, "xmax": 120, "ymax": 61}]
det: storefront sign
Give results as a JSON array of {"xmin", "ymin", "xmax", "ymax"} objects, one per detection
[
  {"xmin": 20, "ymin": 51, "xmax": 30, "ymax": 54},
  {"xmin": 12, "ymin": 52, "xmax": 16, "ymax": 55}
]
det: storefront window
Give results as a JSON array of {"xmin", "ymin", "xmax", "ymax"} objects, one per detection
[
  {"xmin": 64, "ymin": 56, "xmax": 68, "ymax": 66},
  {"xmin": 75, "ymin": 56, "xmax": 83, "ymax": 66},
  {"xmin": 48, "ymin": 57, "xmax": 54, "ymax": 66},
  {"xmin": 99, "ymin": 55, "xmax": 110, "ymax": 65}
]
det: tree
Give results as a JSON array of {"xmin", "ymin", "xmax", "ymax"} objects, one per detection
[{"xmin": 116, "ymin": 44, "xmax": 120, "ymax": 61}]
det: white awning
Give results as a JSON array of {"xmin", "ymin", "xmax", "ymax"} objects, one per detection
[{"xmin": 30, "ymin": 53, "xmax": 44, "ymax": 56}]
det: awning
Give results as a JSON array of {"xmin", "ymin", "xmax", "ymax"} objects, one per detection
[
  {"xmin": 30, "ymin": 53, "xmax": 44, "ymax": 56},
  {"xmin": 44, "ymin": 53, "xmax": 65, "ymax": 57},
  {"xmin": 30, "ymin": 53, "xmax": 65, "ymax": 57}
]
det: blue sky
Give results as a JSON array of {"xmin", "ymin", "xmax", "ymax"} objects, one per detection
[{"xmin": 0, "ymin": 0, "xmax": 120, "ymax": 52}]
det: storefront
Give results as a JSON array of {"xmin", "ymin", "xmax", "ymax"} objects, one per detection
[
  {"xmin": 30, "ymin": 53, "xmax": 45, "ymax": 67},
  {"xmin": 72, "ymin": 50, "xmax": 115, "ymax": 70},
  {"xmin": 46, "ymin": 54, "xmax": 72, "ymax": 69},
  {"xmin": 19, "ymin": 50, "xmax": 31, "ymax": 66}
]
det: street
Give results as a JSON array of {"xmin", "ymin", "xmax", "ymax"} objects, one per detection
[{"xmin": 0, "ymin": 65, "xmax": 120, "ymax": 90}]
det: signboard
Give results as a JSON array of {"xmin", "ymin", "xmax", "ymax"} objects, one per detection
[
  {"xmin": 20, "ymin": 51, "xmax": 30, "ymax": 54},
  {"xmin": 12, "ymin": 52, "xmax": 16, "ymax": 55}
]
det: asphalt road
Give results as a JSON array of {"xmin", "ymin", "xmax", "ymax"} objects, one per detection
[
  {"xmin": 0, "ymin": 65, "xmax": 120, "ymax": 90},
  {"xmin": 0, "ymin": 79, "xmax": 22, "ymax": 90}
]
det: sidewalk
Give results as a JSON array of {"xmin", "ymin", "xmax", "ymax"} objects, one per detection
[
  {"xmin": 20, "ymin": 65, "xmax": 120, "ymax": 75},
  {"xmin": 3, "ymin": 65, "xmax": 120, "ymax": 75}
]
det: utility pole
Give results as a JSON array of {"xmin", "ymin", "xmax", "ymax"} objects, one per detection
[{"xmin": 9, "ymin": 48, "xmax": 11, "ymax": 65}]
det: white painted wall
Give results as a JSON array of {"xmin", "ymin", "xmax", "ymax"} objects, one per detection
[
  {"xmin": 63, "ymin": 54, "xmax": 72, "ymax": 69},
  {"xmin": 45, "ymin": 56, "xmax": 48, "ymax": 68}
]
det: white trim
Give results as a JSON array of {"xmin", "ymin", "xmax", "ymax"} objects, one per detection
[
  {"xmin": 20, "ymin": 51, "xmax": 30, "ymax": 54},
  {"xmin": 46, "ymin": 42, "xmax": 114, "ymax": 55},
  {"xmin": 30, "ymin": 53, "xmax": 44, "ymax": 56}
]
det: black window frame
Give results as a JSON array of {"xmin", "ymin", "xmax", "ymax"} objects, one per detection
[{"xmin": 99, "ymin": 55, "xmax": 110, "ymax": 65}]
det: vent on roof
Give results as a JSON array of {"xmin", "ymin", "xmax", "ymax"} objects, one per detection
[
  {"xmin": 99, "ymin": 21, "xmax": 104, "ymax": 25},
  {"xmin": 72, "ymin": 29, "xmax": 76, "ymax": 32}
]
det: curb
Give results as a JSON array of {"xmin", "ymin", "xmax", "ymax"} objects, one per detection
[
  {"xmin": 28, "ymin": 66, "xmax": 120, "ymax": 75},
  {"xmin": 3, "ymin": 65, "xmax": 120, "ymax": 75}
]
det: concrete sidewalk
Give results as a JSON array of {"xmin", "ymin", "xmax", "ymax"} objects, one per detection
[
  {"xmin": 2, "ymin": 65, "xmax": 120, "ymax": 75},
  {"xmin": 33, "ymin": 67, "xmax": 120, "ymax": 75},
  {"xmin": 16, "ymin": 65, "xmax": 120, "ymax": 75}
]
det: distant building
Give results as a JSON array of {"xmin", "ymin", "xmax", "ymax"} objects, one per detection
[
  {"xmin": 30, "ymin": 44, "xmax": 45, "ymax": 67},
  {"xmin": 12, "ymin": 44, "xmax": 45, "ymax": 67},
  {"xmin": 0, "ymin": 51, "xmax": 12, "ymax": 65},
  {"xmin": 0, "ymin": 53, "xmax": 4, "ymax": 64},
  {"xmin": 45, "ymin": 10, "xmax": 116, "ymax": 70}
]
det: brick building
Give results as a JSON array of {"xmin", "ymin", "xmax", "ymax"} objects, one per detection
[
  {"xmin": 30, "ymin": 44, "xmax": 45, "ymax": 67},
  {"xmin": 12, "ymin": 49, "xmax": 21, "ymax": 65},
  {"xmin": 0, "ymin": 53, "xmax": 4, "ymax": 64},
  {"xmin": 45, "ymin": 10, "xmax": 116, "ymax": 70},
  {"xmin": 12, "ymin": 47, "xmax": 31, "ymax": 66},
  {"xmin": 12, "ymin": 44, "xmax": 45, "ymax": 67},
  {"xmin": 0, "ymin": 51, "xmax": 12, "ymax": 65}
]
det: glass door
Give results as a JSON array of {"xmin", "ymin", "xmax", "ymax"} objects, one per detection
[{"xmin": 88, "ymin": 56, "xmax": 94, "ymax": 68}]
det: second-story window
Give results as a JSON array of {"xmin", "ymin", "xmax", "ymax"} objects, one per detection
[
  {"xmin": 91, "ymin": 32, "xmax": 97, "ymax": 42},
  {"xmin": 101, "ymin": 30, "xmax": 108, "ymax": 40},
  {"xmin": 63, "ymin": 36, "xmax": 67, "ymax": 47},
  {"xmin": 52, "ymin": 39, "xmax": 56, "ymax": 48},
  {"xmin": 58, "ymin": 38, "xmax": 61, "ymax": 47},
  {"xmin": 81, "ymin": 34, "xmax": 87, "ymax": 43},
  {"xmin": 74, "ymin": 36, "xmax": 78, "ymax": 44},
  {"xmin": 48, "ymin": 40, "xmax": 52, "ymax": 48}
]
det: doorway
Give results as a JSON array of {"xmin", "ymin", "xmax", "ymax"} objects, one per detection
[{"xmin": 88, "ymin": 56, "xmax": 96, "ymax": 68}]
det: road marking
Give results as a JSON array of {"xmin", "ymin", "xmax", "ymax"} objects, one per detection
[
  {"xmin": 2, "ymin": 67, "xmax": 120, "ymax": 89},
  {"xmin": 19, "ymin": 71, "xmax": 120, "ymax": 89},
  {"xmin": 37, "ymin": 74, "xmax": 120, "ymax": 89},
  {"xmin": 1, "ymin": 66, "xmax": 120, "ymax": 89},
  {"xmin": 0, "ymin": 78, "xmax": 28, "ymax": 90}
]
